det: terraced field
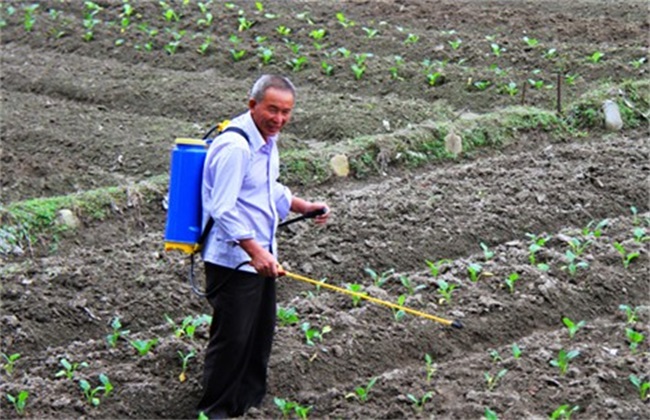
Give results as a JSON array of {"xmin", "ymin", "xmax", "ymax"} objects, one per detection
[{"xmin": 1, "ymin": 0, "xmax": 648, "ymax": 419}]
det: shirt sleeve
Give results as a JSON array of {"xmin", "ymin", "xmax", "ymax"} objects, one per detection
[
  {"xmin": 274, "ymin": 182, "xmax": 292, "ymax": 221},
  {"xmin": 203, "ymin": 138, "xmax": 255, "ymax": 242}
]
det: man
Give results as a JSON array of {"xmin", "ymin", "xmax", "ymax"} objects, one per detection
[{"xmin": 198, "ymin": 74, "xmax": 329, "ymax": 419}]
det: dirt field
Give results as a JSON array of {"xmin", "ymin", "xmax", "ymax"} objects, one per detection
[{"xmin": 1, "ymin": 0, "xmax": 649, "ymax": 419}]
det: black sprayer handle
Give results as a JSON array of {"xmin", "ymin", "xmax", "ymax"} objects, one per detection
[{"xmin": 278, "ymin": 207, "xmax": 328, "ymax": 228}]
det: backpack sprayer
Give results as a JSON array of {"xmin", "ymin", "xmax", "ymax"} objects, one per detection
[{"xmin": 163, "ymin": 123, "xmax": 462, "ymax": 329}]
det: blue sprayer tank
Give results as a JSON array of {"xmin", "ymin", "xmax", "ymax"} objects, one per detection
[{"xmin": 164, "ymin": 138, "xmax": 208, "ymax": 254}]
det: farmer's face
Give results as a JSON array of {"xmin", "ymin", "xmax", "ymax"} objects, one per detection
[{"xmin": 249, "ymin": 87, "xmax": 294, "ymax": 141}]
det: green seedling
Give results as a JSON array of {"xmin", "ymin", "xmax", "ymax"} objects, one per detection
[
  {"xmin": 362, "ymin": 27, "xmax": 378, "ymax": 38},
  {"xmin": 276, "ymin": 25, "xmax": 291, "ymax": 35},
  {"xmin": 258, "ymin": 46, "xmax": 274, "ymax": 64},
  {"xmin": 56, "ymin": 358, "xmax": 89, "ymax": 380},
  {"xmin": 489, "ymin": 349, "xmax": 503, "ymax": 363},
  {"xmin": 527, "ymin": 233, "xmax": 551, "ymax": 266},
  {"xmin": 286, "ymin": 56, "xmax": 308, "ymax": 72},
  {"xmin": 351, "ymin": 64, "xmax": 366, "ymax": 80},
  {"xmin": 490, "ymin": 43, "xmax": 503, "ymax": 56},
  {"xmin": 550, "ymin": 404, "xmax": 580, "ymax": 420},
  {"xmin": 504, "ymin": 273, "xmax": 520, "ymax": 294},
  {"xmin": 407, "ymin": 391, "xmax": 433, "ymax": 413},
  {"xmin": 564, "ymin": 73, "xmax": 579, "ymax": 85},
  {"xmin": 197, "ymin": 7, "xmax": 213, "ymax": 26},
  {"xmin": 255, "ymin": 1, "xmax": 264, "ymax": 12},
  {"xmin": 587, "ymin": 51, "xmax": 604, "ymax": 63},
  {"xmin": 23, "ymin": 4, "xmax": 39, "ymax": 32},
  {"xmin": 274, "ymin": 397, "xmax": 296, "ymax": 419},
  {"xmin": 79, "ymin": 374, "xmax": 113, "ymax": 407},
  {"xmin": 6, "ymin": 390, "xmax": 28, "ymax": 416},
  {"xmin": 2, "ymin": 353, "xmax": 21, "ymax": 375},
  {"xmin": 484, "ymin": 407, "xmax": 499, "ymax": 420},
  {"xmin": 301, "ymin": 322, "xmax": 331, "ymax": 346},
  {"xmin": 177, "ymin": 350, "xmax": 195, "ymax": 382},
  {"xmin": 448, "ymin": 38, "xmax": 462, "ymax": 50},
  {"xmin": 561, "ymin": 250, "xmax": 588, "ymax": 276},
  {"xmin": 82, "ymin": 10, "xmax": 101, "ymax": 42},
  {"xmin": 633, "ymin": 227, "xmax": 649, "ymax": 242},
  {"xmin": 562, "ymin": 317, "xmax": 585, "ymax": 339},
  {"xmin": 237, "ymin": 16, "xmax": 254, "ymax": 31},
  {"xmin": 613, "ymin": 242, "xmax": 640, "ymax": 269},
  {"xmin": 130, "ymin": 338, "xmax": 158, "ymax": 356},
  {"xmin": 255, "ymin": 35, "xmax": 268, "ymax": 45},
  {"xmin": 582, "ymin": 219, "xmax": 608, "ymax": 238},
  {"xmin": 630, "ymin": 206, "xmax": 640, "ymax": 225},
  {"xmin": 389, "ymin": 55, "xmax": 405, "ymax": 80},
  {"xmin": 468, "ymin": 263, "xmax": 484, "ymax": 283},
  {"xmin": 528, "ymin": 78, "xmax": 546, "ymax": 90},
  {"xmin": 277, "ymin": 306, "xmax": 300, "ymax": 326},
  {"xmin": 294, "ymin": 404, "xmax": 312, "ymax": 420},
  {"xmin": 426, "ymin": 71, "xmax": 444, "ymax": 86},
  {"xmin": 425, "ymin": 259, "xmax": 450, "ymax": 278},
  {"xmin": 522, "ymin": 36, "xmax": 539, "ymax": 47},
  {"xmin": 436, "ymin": 280, "xmax": 456, "ymax": 304},
  {"xmin": 346, "ymin": 376, "xmax": 378, "ymax": 403},
  {"xmin": 550, "ymin": 349, "xmax": 580, "ymax": 375},
  {"xmin": 337, "ymin": 47, "xmax": 352, "ymax": 58},
  {"xmin": 321, "ymin": 61, "xmax": 334, "ymax": 76},
  {"xmin": 345, "ymin": 283, "xmax": 367, "ymax": 307},
  {"xmin": 393, "ymin": 295, "xmax": 406, "ymax": 321},
  {"xmin": 404, "ymin": 33, "xmax": 419, "ymax": 44},
  {"xmin": 566, "ymin": 237, "xmax": 591, "ymax": 256},
  {"xmin": 165, "ymin": 314, "xmax": 211, "ymax": 339},
  {"xmin": 198, "ymin": 411, "xmax": 209, "ymax": 420},
  {"xmin": 399, "ymin": 275, "xmax": 426, "ymax": 295},
  {"xmin": 335, "ymin": 12, "xmax": 355, "ymax": 28},
  {"xmin": 106, "ymin": 317, "xmax": 130, "ymax": 348},
  {"xmin": 618, "ymin": 304, "xmax": 639, "ymax": 324},
  {"xmin": 309, "ymin": 28, "xmax": 326, "ymax": 40},
  {"xmin": 424, "ymin": 353, "xmax": 436, "ymax": 383},
  {"xmin": 511, "ymin": 343, "xmax": 522, "ymax": 359},
  {"xmin": 197, "ymin": 36, "xmax": 212, "ymax": 55},
  {"xmin": 625, "ymin": 328, "xmax": 645, "ymax": 353},
  {"xmin": 162, "ymin": 4, "xmax": 179, "ymax": 22},
  {"xmin": 164, "ymin": 29, "xmax": 185, "ymax": 55},
  {"xmin": 543, "ymin": 48, "xmax": 558, "ymax": 59},
  {"xmin": 629, "ymin": 374, "xmax": 649, "ymax": 401},
  {"xmin": 473, "ymin": 80, "xmax": 491, "ymax": 91},
  {"xmin": 499, "ymin": 81, "xmax": 519, "ymax": 96},
  {"xmin": 484, "ymin": 369, "xmax": 507, "ymax": 391},
  {"xmin": 630, "ymin": 57, "xmax": 647, "ymax": 69},
  {"xmin": 480, "ymin": 242, "xmax": 495, "ymax": 260}
]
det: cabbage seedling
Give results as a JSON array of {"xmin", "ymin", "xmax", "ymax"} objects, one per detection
[
  {"xmin": 362, "ymin": 27, "xmax": 378, "ymax": 38},
  {"xmin": 6, "ymin": 390, "xmax": 28, "ymax": 415},
  {"xmin": 79, "ymin": 374, "xmax": 113, "ymax": 406},
  {"xmin": 55, "ymin": 358, "xmax": 88, "ymax": 380},
  {"xmin": 106, "ymin": 317, "xmax": 130, "ymax": 348},
  {"xmin": 564, "ymin": 73, "xmax": 579, "ymax": 85},
  {"xmin": 277, "ymin": 306, "xmax": 300, "ymax": 326},
  {"xmin": 335, "ymin": 12, "xmax": 355, "ymax": 28},
  {"xmin": 526, "ymin": 233, "xmax": 551, "ymax": 265},
  {"xmin": 467, "ymin": 263, "xmax": 483, "ymax": 283},
  {"xmin": 309, "ymin": 29, "xmax": 326, "ymax": 40},
  {"xmin": 274, "ymin": 397, "xmax": 296, "ymax": 419},
  {"xmin": 2, "ymin": 353, "xmax": 20, "ymax": 375},
  {"xmin": 566, "ymin": 237, "xmax": 591, "ymax": 256},
  {"xmin": 404, "ymin": 33, "xmax": 419, "ymax": 44},
  {"xmin": 436, "ymin": 280, "xmax": 456, "ymax": 304},
  {"xmin": 294, "ymin": 404, "xmax": 312, "ymax": 420},
  {"xmin": 351, "ymin": 64, "xmax": 365, "ymax": 80},
  {"xmin": 345, "ymin": 283, "xmax": 367, "ymax": 306},
  {"xmin": 484, "ymin": 369, "xmax": 507, "ymax": 391},
  {"xmin": 23, "ymin": 4, "xmax": 39, "ymax": 32},
  {"xmin": 630, "ymin": 57, "xmax": 647, "ymax": 69},
  {"xmin": 424, "ymin": 353, "xmax": 436, "ymax": 383},
  {"xmin": 633, "ymin": 227, "xmax": 649, "ymax": 243},
  {"xmin": 448, "ymin": 39, "xmax": 462, "ymax": 50},
  {"xmin": 587, "ymin": 51, "xmax": 604, "ymax": 63},
  {"xmin": 480, "ymin": 242, "xmax": 495, "ymax": 260},
  {"xmin": 484, "ymin": 407, "xmax": 499, "ymax": 420},
  {"xmin": 550, "ymin": 349, "xmax": 580, "ymax": 375},
  {"xmin": 562, "ymin": 317, "xmax": 585, "ymax": 339},
  {"xmin": 511, "ymin": 343, "xmax": 522, "ymax": 359},
  {"xmin": 392, "ymin": 295, "xmax": 406, "ymax": 321},
  {"xmin": 286, "ymin": 56, "xmax": 308, "ymax": 72},
  {"xmin": 178, "ymin": 350, "xmax": 195, "ymax": 382},
  {"xmin": 473, "ymin": 80, "xmax": 491, "ymax": 91},
  {"xmin": 258, "ymin": 46, "xmax": 274, "ymax": 64},
  {"xmin": 499, "ymin": 81, "xmax": 519, "ymax": 96},
  {"xmin": 489, "ymin": 349, "xmax": 502, "ymax": 363},
  {"xmin": 629, "ymin": 374, "xmax": 649, "ymax": 401},
  {"xmin": 582, "ymin": 219, "xmax": 608, "ymax": 238},
  {"xmin": 197, "ymin": 36, "xmax": 212, "ymax": 55},
  {"xmin": 407, "ymin": 391, "xmax": 433, "ymax": 413},
  {"xmin": 504, "ymin": 273, "xmax": 519, "ymax": 294},
  {"xmin": 425, "ymin": 259, "xmax": 450, "ymax": 278},
  {"xmin": 522, "ymin": 36, "xmax": 539, "ymax": 47},
  {"xmin": 238, "ymin": 16, "xmax": 254, "ymax": 31},
  {"xmin": 399, "ymin": 275, "xmax": 426, "ymax": 295},
  {"xmin": 130, "ymin": 338, "xmax": 158, "ymax": 356},
  {"xmin": 300, "ymin": 322, "xmax": 331, "ymax": 346},
  {"xmin": 550, "ymin": 404, "xmax": 579, "ymax": 419},
  {"xmin": 364, "ymin": 267, "xmax": 394, "ymax": 287},
  {"xmin": 613, "ymin": 242, "xmax": 639, "ymax": 269},
  {"xmin": 321, "ymin": 61, "xmax": 334, "ymax": 76},
  {"xmin": 389, "ymin": 55, "xmax": 405, "ymax": 80},
  {"xmin": 346, "ymin": 376, "xmax": 378, "ymax": 403},
  {"xmin": 276, "ymin": 25, "xmax": 291, "ymax": 36},
  {"xmin": 625, "ymin": 328, "xmax": 645, "ymax": 353},
  {"xmin": 490, "ymin": 43, "xmax": 503, "ymax": 56},
  {"xmin": 561, "ymin": 251, "xmax": 588, "ymax": 276},
  {"xmin": 618, "ymin": 304, "xmax": 639, "ymax": 324}
]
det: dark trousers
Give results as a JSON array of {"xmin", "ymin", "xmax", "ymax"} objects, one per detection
[{"xmin": 197, "ymin": 263, "xmax": 276, "ymax": 418}]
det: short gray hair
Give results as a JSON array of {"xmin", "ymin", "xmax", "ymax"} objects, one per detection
[{"xmin": 250, "ymin": 74, "xmax": 296, "ymax": 102}]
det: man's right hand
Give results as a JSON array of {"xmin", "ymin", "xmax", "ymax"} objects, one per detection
[{"xmin": 239, "ymin": 239, "xmax": 279, "ymax": 278}]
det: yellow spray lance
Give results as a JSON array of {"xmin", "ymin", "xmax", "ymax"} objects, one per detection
[{"xmin": 278, "ymin": 267, "xmax": 463, "ymax": 329}]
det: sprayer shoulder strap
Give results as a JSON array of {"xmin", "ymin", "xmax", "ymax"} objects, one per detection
[{"xmin": 196, "ymin": 126, "xmax": 251, "ymax": 253}]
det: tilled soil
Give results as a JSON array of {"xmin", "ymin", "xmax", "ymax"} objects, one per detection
[{"xmin": 1, "ymin": 0, "xmax": 649, "ymax": 419}]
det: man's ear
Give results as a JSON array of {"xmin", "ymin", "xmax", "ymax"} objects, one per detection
[{"xmin": 248, "ymin": 98, "xmax": 256, "ymax": 111}]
